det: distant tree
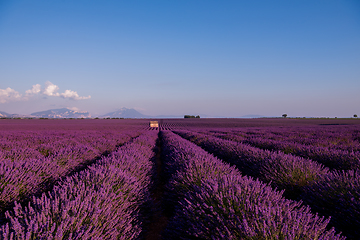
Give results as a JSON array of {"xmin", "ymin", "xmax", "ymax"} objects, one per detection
[
  {"xmin": 354, "ymin": 114, "xmax": 358, "ymax": 118},
  {"xmin": 282, "ymin": 114, "xmax": 287, "ymax": 118},
  {"xmin": 196, "ymin": 115, "xmax": 200, "ymax": 118}
]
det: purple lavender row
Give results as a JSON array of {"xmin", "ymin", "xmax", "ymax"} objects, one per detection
[
  {"xmin": 0, "ymin": 130, "xmax": 140, "ymax": 160},
  {"xmin": 201, "ymin": 126, "xmax": 360, "ymax": 170},
  {"xmin": 160, "ymin": 131, "xmax": 343, "ymax": 239},
  {"xmin": 0, "ymin": 131, "xmax": 158, "ymax": 239},
  {"xmin": 242, "ymin": 136, "xmax": 360, "ymax": 171},
  {"xmin": 174, "ymin": 130, "xmax": 328, "ymax": 197},
  {"xmin": 175, "ymin": 130, "xmax": 360, "ymax": 239},
  {"xmin": 241, "ymin": 125, "xmax": 360, "ymax": 152},
  {"xmin": 197, "ymin": 125, "xmax": 360, "ymax": 152},
  {"xmin": 301, "ymin": 170, "xmax": 360, "ymax": 239},
  {"xmin": 0, "ymin": 130, "xmax": 141, "ymax": 212}
]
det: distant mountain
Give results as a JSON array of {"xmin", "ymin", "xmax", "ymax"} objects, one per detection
[
  {"xmin": 31, "ymin": 108, "xmax": 91, "ymax": 118},
  {"xmin": 0, "ymin": 111, "xmax": 34, "ymax": 118},
  {"xmin": 3, "ymin": 108, "xmax": 251, "ymax": 119},
  {"xmin": 101, "ymin": 108, "xmax": 149, "ymax": 118},
  {"xmin": 101, "ymin": 109, "xmax": 226, "ymax": 118},
  {"xmin": 0, "ymin": 111, "xmax": 15, "ymax": 118}
]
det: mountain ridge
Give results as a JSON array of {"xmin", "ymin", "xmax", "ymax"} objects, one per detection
[
  {"xmin": 1, "ymin": 108, "xmax": 268, "ymax": 118},
  {"xmin": 30, "ymin": 108, "xmax": 91, "ymax": 118},
  {"xmin": 0, "ymin": 111, "xmax": 14, "ymax": 118}
]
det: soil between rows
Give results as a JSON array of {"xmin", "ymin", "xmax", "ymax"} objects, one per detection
[{"xmin": 144, "ymin": 131, "xmax": 169, "ymax": 240}]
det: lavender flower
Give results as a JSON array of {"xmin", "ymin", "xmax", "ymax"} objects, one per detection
[{"xmin": 161, "ymin": 131, "xmax": 343, "ymax": 239}]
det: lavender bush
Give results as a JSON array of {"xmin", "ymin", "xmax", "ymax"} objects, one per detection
[
  {"xmin": 302, "ymin": 170, "xmax": 360, "ymax": 239},
  {"xmin": 244, "ymin": 137, "xmax": 360, "ymax": 170},
  {"xmin": 0, "ymin": 131, "xmax": 157, "ymax": 239},
  {"xmin": 0, "ymin": 130, "xmax": 140, "ymax": 212},
  {"xmin": 161, "ymin": 131, "xmax": 343, "ymax": 239},
  {"xmin": 202, "ymin": 126, "xmax": 360, "ymax": 170},
  {"xmin": 176, "ymin": 130, "xmax": 360, "ymax": 239},
  {"xmin": 174, "ymin": 130, "xmax": 329, "ymax": 199}
]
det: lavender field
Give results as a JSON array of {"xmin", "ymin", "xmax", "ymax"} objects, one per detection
[{"xmin": 0, "ymin": 118, "xmax": 359, "ymax": 239}]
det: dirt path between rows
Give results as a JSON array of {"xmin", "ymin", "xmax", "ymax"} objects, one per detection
[{"xmin": 144, "ymin": 132, "xmax": 169, "ymax": 240}]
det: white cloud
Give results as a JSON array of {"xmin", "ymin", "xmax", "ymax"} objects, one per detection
[
  {"xmin": 25, "ymin": 84, "xmax": 41, "ymax": 96},
  {"xmin": 0, "ymin": 87, "xmax": 22, "ymax": 103},
  {"xmin": 43, "ymin": 81, "xmax": 60, "ymax": 97},
  {"xmin": 42, "ymin": 82, "xmax": 90, "ymax": 100},
  {"xmin": 0, "ymin": 82, "xmax": 91, "ymax": 103},
  {"xmin": 60, "ymin": 89, "xmax": 91, "ymax": 100}
]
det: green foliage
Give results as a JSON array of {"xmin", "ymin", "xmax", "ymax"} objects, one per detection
[{"xmin": 184, "ymin": 115, "xmax": 200, "ymax": 118}]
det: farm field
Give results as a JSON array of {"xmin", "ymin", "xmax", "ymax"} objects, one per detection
[{"xmin": 0, "ymin": 118, "xmax": 359, "ymax": 239}]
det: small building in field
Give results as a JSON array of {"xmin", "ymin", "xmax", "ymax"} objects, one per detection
[{"xmin": 150, "ymin": 121, "xmax": 159, "ymax": 128}]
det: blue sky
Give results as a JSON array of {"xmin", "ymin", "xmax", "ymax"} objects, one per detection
[{"xmin": 0, "ymin": 0, "xmax": 359, "ymax": 117}]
